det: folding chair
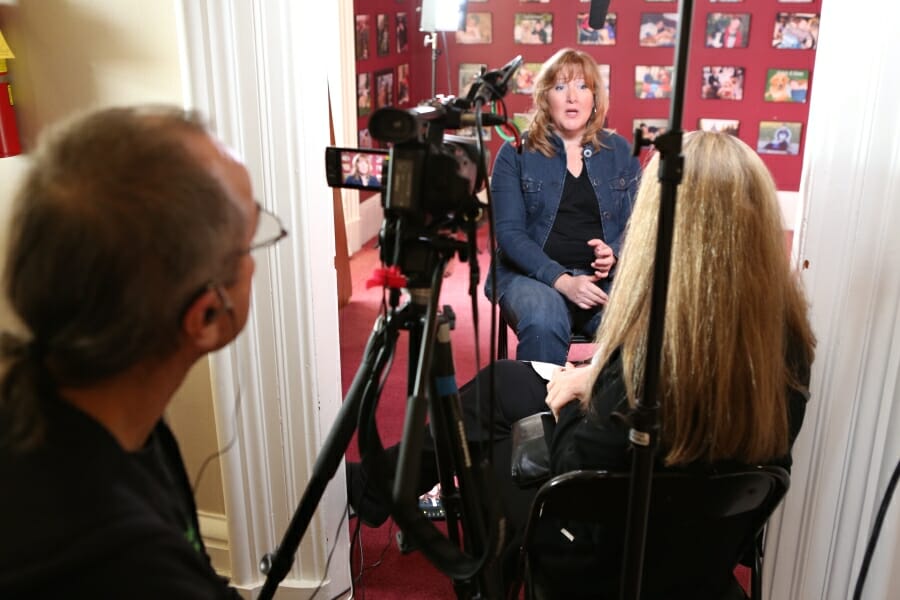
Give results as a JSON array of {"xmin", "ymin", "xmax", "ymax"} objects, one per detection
[
  {"xmin": 496, "ymin": 312, "xmax": 594, "ymax": 360},
  {"xmin": 508, "ymin": 466, "xmax": 790, "ymax": 600}
]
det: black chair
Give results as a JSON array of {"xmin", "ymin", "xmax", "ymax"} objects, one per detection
[
  {"xmin": 496, "ymin": 312, "xmax": 594, "ymax": 360},
  {"xmin": 508, "ymin": 466, "xmax": 790, "ymax": 600}
]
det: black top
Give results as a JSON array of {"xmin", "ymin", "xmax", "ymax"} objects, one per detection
[
  {"xmin": 551, "ymin": 348, "xmax": 807, "ymax": 476},
  {"xmin": 536, "ymin": 348, "xmax": 809, "ymax": 598},
  {"xmin": 0, "ymin": 398, "xmax": 240, "ymax": 599},
  {"xmin": 543, "ymin": 166, "xmax": 604, "ymax": 271}
]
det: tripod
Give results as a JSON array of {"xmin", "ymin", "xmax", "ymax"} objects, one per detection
[{"xmin": 258, "ymin": 233, "xmax": 503, "ymax": 599}]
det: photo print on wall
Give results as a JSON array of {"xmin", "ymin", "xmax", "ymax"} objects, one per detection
[
  {"xmin": 397, "ymin": 63, "xmax": 410, "ymax": 106},
  {"xmin": 375, "ymin": 68, "xmax": 394, "ymax": 109},
  {"xmin": 701, "ymin": 66, "xmax": 745, "ymax": 100},
  {"xmin": 757, "ymin": 121, "xmax": 802, "ymax": 155},
  {"xmin": 457, "ymin": 12, "xmax": 492, "ymax": 44},
  {"xmin": 459, "ymin": 63, "xmax": 487, "ymax": 98},
  {"xmin": 699, "ymin": 118, "xmax": 740, "ymax": 136},
  {"xmin": 639, "ymin": 13, "xmax": 678, "ymax": 47},
  {"xmin": 376, "ymin": 13, "xmax": 390, "ymax": 56},
  {"xmin": 355, "ymin": 15, "xmax": 370, "ymax": 60},
  {"xmin": 633, "ymin": 119, "xmax": 669, "ymax": 143},
  {"xmin": 577, "ymin": 12, "xmax": 616, "ymax": 45},
  {"xmin": 513, "ymin": 62, "xmax": 543, "ymax": 95},
  {"xmin": 705, "ymin": 13, "xmax": 751, "ymax": 48},
  {"xmin": 514, "ymin": 13, "xmax": 553, "ymax": 45},
  {"xmin": 357, "ymin": 72, "xmax": 372, "ymax": 117},
  {"xmin": 764, "ymin": 69, "xmax": 809, "ymax": 102},
  {"xmin": 635, "ymin": 65, "xmax": 674, "ymax": 99},
  {"xmin": 396, "ymin": 12, "xmax": 408, "ymax": 53},
  {"xmin": 772, "ymin": 12, "xmax": 819, "ymax": 49}
]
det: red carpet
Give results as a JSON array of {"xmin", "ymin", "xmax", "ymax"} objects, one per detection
[{"xmin": 337, "ymin": 226, "xmax": 749, "ymax": 597}]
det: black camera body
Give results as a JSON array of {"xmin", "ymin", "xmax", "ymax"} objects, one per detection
[{"xmin": 325, "ymin": 55, "xmax": 522, "ymax": 287}]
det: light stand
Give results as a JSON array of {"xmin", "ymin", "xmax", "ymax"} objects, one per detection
[
  {"xmin": 420, "ymin": 0, "xmax": 468, "ymax": 97},
  {"xmin": 424, "ymin": 31, "xmax": 439, "ymax": 97},
  {"xmin": 620, "ymin": 0, "xmax": 694, "ymax": 598}
]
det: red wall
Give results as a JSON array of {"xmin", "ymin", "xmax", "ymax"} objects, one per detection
[{"xmin": 356, "ymin": 0, "xmax": 820, "ymax": 191}]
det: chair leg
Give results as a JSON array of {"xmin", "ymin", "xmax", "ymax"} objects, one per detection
[{"xmin": 498, "ymin": 313, "xmax": 509, "ymax": 360}]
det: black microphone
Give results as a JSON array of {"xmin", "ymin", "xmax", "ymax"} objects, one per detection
[
  {"xmin": 459, "ymin": 112, "xmax": 507, "ymax": 127},
  {"xmin": 588, "ymin": 0, "xmax": 611, "ymax": 30}
]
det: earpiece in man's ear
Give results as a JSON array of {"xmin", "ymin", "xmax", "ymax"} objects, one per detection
[{"xmin": 204, "ymin": 307, "xmax": 218, "ymax": 324}]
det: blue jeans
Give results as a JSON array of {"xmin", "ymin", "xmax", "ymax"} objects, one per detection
[{"xmin": 499, "ymin": 272, "xmax": 603, "ymax": 364}]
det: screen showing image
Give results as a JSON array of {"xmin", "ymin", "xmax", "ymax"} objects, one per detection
[{"xmin": 340, "ymin": 150, "xmax": 387, "ymax": 190}]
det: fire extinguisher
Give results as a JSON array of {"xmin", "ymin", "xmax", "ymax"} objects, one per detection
[{"xmin": 0, "ymin": 57, "xmax": 20, "ymax": 157}]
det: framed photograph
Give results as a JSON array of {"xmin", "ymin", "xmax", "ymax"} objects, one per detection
[
  {"xmin": 396, "ymin": 12, "xmax": 409, "ymax": 53},
  {"xmin": 355, "ymin": 15, "xmax": 370, "ymax": 61},
  {"xmin": 705, "ymin": 13, "xmax": 751, "ymax": 48},
  {"xmin": 457, "ymin": 12, "xmax": 492, "ymax": 44},
  {"xmin": 764, "ymin": 68, "xmax": 809, "ymax": 102},
  {"xmin": 459, "ymin": 63, "xmax": 486, "ymax": 98},
  {"xmin": 376, "ymin": 13, "xmax": 390, "ymax": 57},
  {"xmin": 359, "ymin": 128, "xmax": 373, "ymax": 149},
  {"xmin": 397, "ymin": 63, "xmax": 410, "ymax": 106},
  {"xmin": 577, "ymin": 12, "xmax": 616, "ymax": 45},
  {"xmin": 701, "ymin": 66, "xmax": 745, "ymax": 100},
  {"xmin": 374, "ymin": 68, "xmax": 394, "ymax": 109},
  {"xmin": 597, "ymin": 64, "xmax": 611, "ymax": 97},
  {"xmin": 357, "ymin": 72, "xmax": 372, "ymax": 117},
  {"xmin": 635, "ymin": 65, "xmax": 674, "ymax": 99},
  {"xmin": 772, "ymin": 13, "xmax": 819, "ymax": 49},
  {"xmin": 639, "ymin": 13, "xmax": 678, "ymax": 47},
  {"xmin": 514, "ymin": 13, "xmax": 553, "ymax": 45},
  {"xmin": 757, "ymin": 121, "xmax": 802, "ymax": 155},
  {"xmin": 633, "ymin": 119, "xmax": 669, "ymax": 143},
  {"xmin": 457, "ymin": 126, "xmax": 492, "ymax": 142},
  {"xmin": 512, "ymin": 62, "xmax": 542, "ymax": 95},
  {"xmin": 512, "ymin": 112, "xmax": 533, "ymax": 133},
  {"xmin": 698, "ymin": 118, "xmax": 740, "ymax": 135}
]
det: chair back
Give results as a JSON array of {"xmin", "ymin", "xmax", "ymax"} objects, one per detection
[{"xmin": 510, "ymin": 466, "xmax": 790, "ymax": 600}]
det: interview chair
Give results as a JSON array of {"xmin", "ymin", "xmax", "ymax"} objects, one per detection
[
  {"xmin": 508, "ymin": 466, "xmax": 790, "ymax": 600},
  {"xmin": 496, "ymin": 312, "xmax": 594, "ymax": 360}
]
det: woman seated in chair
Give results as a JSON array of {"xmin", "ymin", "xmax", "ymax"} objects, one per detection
[{"xmin": 349, "ymin": 131, "xmax": 815, "ymax": 595}]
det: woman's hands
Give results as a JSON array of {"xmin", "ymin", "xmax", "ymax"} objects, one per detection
[
  {"xmin": 587, "ymin": 239, "xmax": 616, "ymax": 278},
  {"xmin": 545, "ymin": 362, "xmax": 593, "ymax": 419},
  {"xmin": 554, "ymin": 273, "xmax": 609, "ymax": 309},
  {"xmin": 551, "ymin": 239, "xmax": 616, "ymax": 309}
]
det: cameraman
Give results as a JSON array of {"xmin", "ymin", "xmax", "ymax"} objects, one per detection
[{"xmin": 0, "ymin": 106, "xmax": 286, "ymax": 598}]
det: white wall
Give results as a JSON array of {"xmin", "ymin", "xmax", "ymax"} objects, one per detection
[{"xmin": 765, "ymin": 1, "xmax": 900, "ymax": 598}]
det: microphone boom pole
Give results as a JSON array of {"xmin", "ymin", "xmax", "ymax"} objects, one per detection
[{"xmin": 620, "ymin": 1, "xmax": 694, "ymax": 599}]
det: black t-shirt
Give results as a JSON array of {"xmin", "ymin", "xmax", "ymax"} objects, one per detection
[
  {"xmin": 0, "ymin": 398, "xmax": 240, "ymax": 599},
  {"xmin": 543, "ymin": 166, "xmax": 604, "ymax": 271}
]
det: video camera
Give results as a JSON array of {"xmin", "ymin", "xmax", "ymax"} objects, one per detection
[{"xmin": 326, "ymin": 55, "xmax": 522, "ymax": 287}]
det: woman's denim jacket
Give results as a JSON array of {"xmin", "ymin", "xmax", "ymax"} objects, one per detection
[{"xmin": 485, "ymin": 130, "xmax": 641, "ymax": 301}]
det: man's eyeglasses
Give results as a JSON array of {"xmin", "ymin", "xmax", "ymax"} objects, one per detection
[{"xmin": 250, "ymin": 202, "xmax": 288, "ymax": 252}]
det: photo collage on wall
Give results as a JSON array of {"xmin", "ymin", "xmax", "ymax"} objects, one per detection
[
  {"xmin": 354, "ymin": 6, "xmax": 414, "ymax": 150},
  {"xmin": 352, "ymin": 0, "xmax": 819, "ymax": 170}
]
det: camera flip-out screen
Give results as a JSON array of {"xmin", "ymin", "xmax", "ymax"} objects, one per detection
[{"xmin": 325, "ymin": 147, "xmax": 389, "ymax": 191}]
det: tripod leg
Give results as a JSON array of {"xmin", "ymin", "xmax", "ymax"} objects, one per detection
[{"xmin": 257, "ymin": 316, "xmax": 400, "ymax": 600}]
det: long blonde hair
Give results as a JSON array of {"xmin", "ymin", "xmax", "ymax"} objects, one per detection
[
  {"xmin": 527, "ymin": 48, "xmax": 609, "ymax": 157},
  {"xmin": 591, "ymin": 131, "xmax": 815, "ymax": 466}
]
